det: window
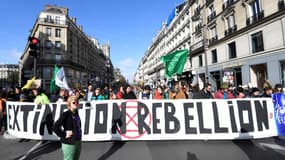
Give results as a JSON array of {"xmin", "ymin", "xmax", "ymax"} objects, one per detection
[
  {"xmin": 199, "ymin": 55, "xmax": 203, "ymax": 67},
  {"xmin": 209, "ymin": 27, "xmax": 218, "ymax": 44},
  {"xmin": 55, "ymin": 54, "xmax": 62, "ymax": 63},
  {"xmin": 207, "ymin": 5, "xmax": 216, "ymax": 22},
  {"xmin": 43, "ymin": 67, "xmax": 52, "ymax": 79},
  {"xmin": 211, "ymin": 49, "xmax": 217, "ymax": 63},
  {"xmin": 46, "ymin": 15, "xmax": 52, "ymax": 23},
  {"xmin": 247, "ymin": 0, "xmax": 263, "ymax": 25},
  {"xmin": 251, "ymin": 31, "xmax": 264, "ymax": 53},
  {"xmin": 225, "ymin": 14, "xmax": 237, "ymax": 36},
  {"xmin": 55, "ymin": 16, "xmax": 60, "ymax": 24},
  {"xmin": 223, "ymin": 0, "xmax": 236, "ymax": 9},
  {"xmin": 45, "ymin": 40, "xmax": 52, "ymax": 49},
  {"xmin": 210, "ymin": 27, "xmax": 217, "ymax": 39},
  {"xmin": 279, "ymin": 0, "xmax": 285, "ymax": 10},
  {"xmin": 46, "ymin": 27, "xmax": 51, "ymax": 37},
  {"xmin": 228, "ymin": 42, "xmax": 236, "ymax": 59},
  {"xmin": 250, "ymin": 0, "xmax": 262, "ymax": 17},
  {"xmin": 226, "ymin": 14, "xmax": 235, "ymax": 29},
  {"xmin": 55, "ymin": 41, "xmax": 61, "ymax": 49},
  {"xmin": 55, "ymin": 29, "xmax": 61, "ymax": 37}
]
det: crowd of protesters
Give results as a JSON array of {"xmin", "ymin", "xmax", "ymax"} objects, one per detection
[
  {"xmin": 0, "ymin": 80, "xmax": 284, "ymax": 135},
  {"xmin": 0, "ymin": 79, "xmax": 284, "ymax": 160}
]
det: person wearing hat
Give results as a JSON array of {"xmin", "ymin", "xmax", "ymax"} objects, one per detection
[
  {"xmin": 250, "ymin": 87, "xmax": 261, "ymax": 98},
  {"xmin": 53, "ymin": 95, "xmax": 82, "ymax": 160},
  {"xmin": 274, "ymin": 83, "xmax": 283, "ymax": 94},
  {"xmin": 214, "ymin": 82, "xmax": 234, "ymax": 99},
  {"xmin": 262, "ymin": 86, "xmax": 273, "ymax": 98}
]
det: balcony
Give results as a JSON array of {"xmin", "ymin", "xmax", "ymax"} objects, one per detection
[
  {"xmin": 208, "ymin": 35, "xmax": 218, "ymax": 45},
  {"xmin": 246, "ymin": 10, "xmax": 264, "ymax": 26},
  {"xmin": 192, "ymin": 6, "xmax": 201, "ymax": 21},
  {"xmin": 224, "ymin": 25, "xmax": 237, "ymax": 36},
  {"xmin": 38, "ymin": 18, "xmax": 67, "ymax": 25},
  {"xmin": 190, "ymin": 40, "xmax": 204, "ymax": 56},
  {"xmin": 279, "ymin": 0, "xmax": 285, "ymax": 10},
  {"xmin": 194, "ymin": 24, "xmax": 202, "ymax": 34},
  {"xmin": 222, "ymin": 0, "xmax": 235, "ymax": 10},
  {"xmin": 207, "ymin": 11, "xmax": 216, "ymax": 23}
]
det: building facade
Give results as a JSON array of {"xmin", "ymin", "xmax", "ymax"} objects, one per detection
[
  {"xmin": 134, "ymin": 2, "xmax": 192, "ymax": 86},
  {"xmin": 135, "ymin": 0, "xmax": 285, "ymax": 90},
  {"xmin": 20, "ymin": 5, "xmax": 114, "ymax": 91},
  {"xmin": 0, "ymin": 64, "xmax": 19, "ymax": 89},
  {"xmin": 190, "ymin": 0, "xmax": 285, "ymax": 89}
]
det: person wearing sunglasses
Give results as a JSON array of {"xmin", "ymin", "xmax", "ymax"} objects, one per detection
[{"xmin": 53, "ymin": 95, "xmax": 82, "ymax": 160}]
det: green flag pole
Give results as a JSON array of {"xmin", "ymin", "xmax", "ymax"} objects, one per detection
[{"xmin": 50, "ymin": 65, "xmax": 60, "ymax": 93}]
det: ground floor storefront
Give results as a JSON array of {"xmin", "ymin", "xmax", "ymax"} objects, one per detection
[{"xmin": 191, "ymin": 51, "xmax": 285, "ymax": 90}]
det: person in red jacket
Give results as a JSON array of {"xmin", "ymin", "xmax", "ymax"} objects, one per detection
[
  {"xmin": 153, "ymin": 86, "xmax": 164, "ymax": 99},
  {"xmin": 214, "ymin": 83, "xmax": 234, "ymax": 99},
  {"xmin": 116, "ymin": 86, "xmax": 125, "ymax": 99},
  {"xmin": 0, "ymin": 92, "xmax": 6, "ymax": 134}
]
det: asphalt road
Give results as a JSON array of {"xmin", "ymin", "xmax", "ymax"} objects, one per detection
[{"xmin": 2, "ymin": 133, "xmax": 285, "ymax": 160}]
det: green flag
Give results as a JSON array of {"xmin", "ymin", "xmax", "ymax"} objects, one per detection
[
  {"xmin": 50, "ymin": 65, "xmax": 60, "ymax": 93},
  {"xmin": 160, "ymin": 49, "xmax": 188, "ymax": 78}
]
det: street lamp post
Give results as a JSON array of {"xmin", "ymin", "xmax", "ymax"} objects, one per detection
[{"xmin": 202, "ymin": 0, "xmax": 209, "ymax": 84}]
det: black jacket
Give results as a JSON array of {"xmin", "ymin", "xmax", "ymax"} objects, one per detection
[
  {"xmin": 53, "ymin": 110, "xmax": 81, "ymax": 144},
  {"xmin": 123, "ymin": 91, "xmax": 137, "ymax": 99},
  {"xmin": 193, "ymin": 89, "xmax": 214, "ymax": 99}
]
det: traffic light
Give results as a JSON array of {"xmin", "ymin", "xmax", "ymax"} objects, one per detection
[{"xmin": 28, "ymin": 37, "xmax": 39, "ymax": 57}]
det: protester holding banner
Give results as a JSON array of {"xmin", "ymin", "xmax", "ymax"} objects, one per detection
[
  {"xmin": 109, "ymin": 91, "xmax": 118, "ymax": 100},
  {"xmin": 116, "ymin": 86, "xmax": 125, "ymax": 99},
  {"xmin": 56, "ymin": 88, "xmax": 67, "ymax": 102},
  {"xmin": 14, "ymin": 86, "xmax": 22, "ymax": 101},
  {"xmin": 163, "ymin": 84, "xmax": 170, "ymax": 99},
  {"xmin": 193, "ymin": 83, "xmax": 214, "ymax": 99},
  {"xmin": 123, "ymin": 85, "xmax": 137, "ymax": 99},
  {"xmin": 214, "ymin": 83, "xmax": 234, "ymax": 99},
  {"xmin": 53, "ymin": 95, "xmax": 82, "ymax": 160},
  {"xmin": 0, "ymin": 91, "xmax": 6, "ymax": 134},
  {"xmin": 6, "ymin": 87, "xmax": 16, "ymax": 101},
  {"xmin": 32, "ymin": 88, "xmax": 50, "ymax": 105},
  {"xmin": 91, "ymin": 88, "xmax": 105, "ymax": 100},
  {"xmin": 274, "ymin": 83, "xmax": 283, "ymax": 93},
  {"xmin": 139, "ymin": 85, "xmax": 153, "ymax": 100},
  {"xmin": 169, "ymin": 82, "xmax": 187, "ymax": 99},
  {"xmin": 20, "ymin": 88, "xmax": 34, "ymax": 102},
  {"xmin": 84, "ymin": 84, "xmax": 93, "ymax": 101},
  {"xmin": 262, "ymin": 86, "xmax": 273, "ymax": 98},
  {"xmin": 250, "ymin": 87, "xmax": 261, "ymax": 98},
  {"xmin": 153, "ymin": 85, "xmax": 164, "ymax": 99}
]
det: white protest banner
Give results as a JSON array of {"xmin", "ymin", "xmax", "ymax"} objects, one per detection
[{"xmin": 6, "ymin": 98, "xmax": 277, "ymax": 141}]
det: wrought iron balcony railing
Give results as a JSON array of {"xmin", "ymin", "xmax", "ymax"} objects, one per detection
[
  {"xmin": 246, "ymin": 10, "xmax": 264, "ymax": 26},
  {"xmin": 224, "ymin": 25, "xmax": 237, "ymax": 36}
]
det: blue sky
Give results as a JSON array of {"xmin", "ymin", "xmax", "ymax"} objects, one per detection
[{"xmin": 0, "ymin": 0, "xmax": 184, "ymax": 81}]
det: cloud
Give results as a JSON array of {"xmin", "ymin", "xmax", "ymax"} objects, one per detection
[
  {"xmin": 116, "ymin": 58, "xmax": 137, "ymax": 83},
  {"xmin": 0, "ymin": 48, "xmax": 22, "ymax": 64}
]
